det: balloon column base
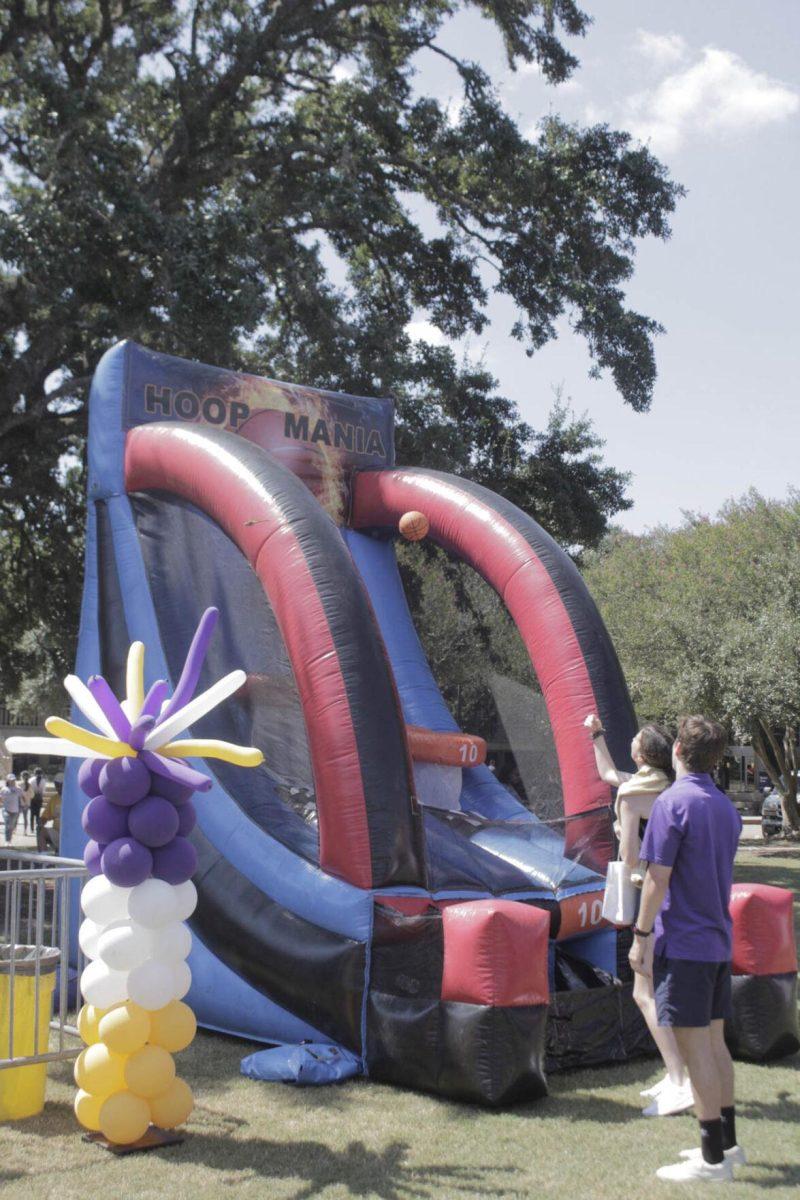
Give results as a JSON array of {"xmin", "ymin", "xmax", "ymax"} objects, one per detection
[{"xmin": 83, "ymin": 1126, "xmax": 186, "ymax": 1155}]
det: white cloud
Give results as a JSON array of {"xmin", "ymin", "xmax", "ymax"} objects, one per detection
[
  {"xmin": 405, "ymin": 320, "xmax": 447, "ymax": 346},
  {"xmin": 625, "ymin": 46, "xmax": 799, "ymax": 154},
  {"xmin": 634, "ymin": 30, "xmax": 687, "ymax": 67}
]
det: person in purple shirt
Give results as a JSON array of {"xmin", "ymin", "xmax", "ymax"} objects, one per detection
[{"xmin": 629, "ymin": 715, "xmax": 743, "ymax": 1184}]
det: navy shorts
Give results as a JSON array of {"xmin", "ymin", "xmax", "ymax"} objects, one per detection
[{"xmin": 653, "ymin": 955, "xmax": 733, "ymax": 1027}]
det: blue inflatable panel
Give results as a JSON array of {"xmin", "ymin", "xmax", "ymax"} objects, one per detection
[
  {"xmin": 559, "ymin": 928, "xmax": 618, "ymax": 978},
  {"xmin": 422, "ymin": 809, "xmax": 538, "ymax": 893}
]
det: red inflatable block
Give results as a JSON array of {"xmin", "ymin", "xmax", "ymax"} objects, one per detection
[
  {"xmin": 730, "ymin": 883, "xmax": 797, "ymax": 976},
  {"xmin": 441, "ymin": 900, "xmax": 550, "ymax": 1007}
]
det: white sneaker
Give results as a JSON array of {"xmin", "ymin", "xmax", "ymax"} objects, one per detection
[
  {"xmin": 656, "ymin": 1157, "xmax": 734, "ymax": 1182},
  {"xmin": 640, "ymin": 1074, "xmax": 670, "ymax": 1098},
  {"xmin": 679, "ymin": 1145, "xmax": 746, "ymax": 1167},
  {"xmin": 643, "ymin": 1081, "xmax": 694, "ymax": 1117}
]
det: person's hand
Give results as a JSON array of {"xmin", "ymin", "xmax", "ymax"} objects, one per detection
[
  {"xmin": 628, "ymin": 935, "xmax": 654, "ymax": 978},
  {"xmin": 584, "ymin": 713, "xmax": 603, "ymax": 735}
]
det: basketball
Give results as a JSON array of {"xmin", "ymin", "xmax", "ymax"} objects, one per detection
[{"xmin": 399, "ymin": 511, "xmax": 429, "ymax": 541}]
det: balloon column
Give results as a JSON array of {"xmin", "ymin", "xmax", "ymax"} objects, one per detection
[{"xmin": 6, "ymin": 607, "xmax": 263, "ymax": 1146}]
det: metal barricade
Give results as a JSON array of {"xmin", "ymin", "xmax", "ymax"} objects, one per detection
[{"xmin": 0, "ymin": 850, "xmax": 87, "ymax": 1068}]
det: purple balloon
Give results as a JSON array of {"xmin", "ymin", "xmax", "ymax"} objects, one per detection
[
  {"xmin": 176, "ymin": 801, "xmax": 197, "ymax": 838},
  {"xmin": 128, "ymin": 713, "xmax": 156, "ymax": 752},
  {"xmin": 101, "ymin": 837, "xmax": 153, "ymax": 888},
  {"xmin": 152, "ymin": 836, "xmax": 197, "ymax": 885},
  {"xmin": 78, "ymin": 759, "xmax": 104, "ymax": 798},
  {"xmin": 157, "ymin": 607, "xmax": 218, "ymax": 722},
  {"xmin": 100, "ymin": 757, "xmax": 151, "ymax": 807},
  {"xmin": 128, "ymin": 795, "xmax": 179, "ymax": 848},
  {"xmin": 141, "ymin": 750, "xmax": 209, "ymax": 797},
  {"xmin": 87, "ymin": 675, "xmax": 131, "ymax": 742},
  {"xmin": 83, "ymin": 840, "xmax": 106, "ymax": 877},
  {"xmin": 140, "ymin": 679, "xmax": 169, "ymax": 719},
  {"xmin": 144, "ymin": 774, "xmax": 194, "ymax": 806},
  {"xmin": 82, "ymin": 795, "xmax": 129, "ymax": 844}
]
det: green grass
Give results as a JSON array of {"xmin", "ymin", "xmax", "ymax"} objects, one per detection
[{"xmin": 1, "ymin": 848, "xmax": 797, "ymax": 1200}]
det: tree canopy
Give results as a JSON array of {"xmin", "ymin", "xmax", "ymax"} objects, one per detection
[
  {"xmin": 584, "ymin": 492, "xmax": 800, "ymax": 829},
  {"xmin": 0, "ymin": 1, "xmax": 682, "ymax": 708}
]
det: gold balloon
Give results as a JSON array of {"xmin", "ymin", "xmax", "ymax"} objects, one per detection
[
  {"xmin": 124, "ymin": 1044, "xmax": 176, "ymax": 1099},
  {"xmin": 149, "ymin": 1077, "xmax": 193, "ymax": 1129},
  {"xmin": 74, "ymin": 1087, "xmax": 104, "ymax": 1132},
  {"xmin": 98, "ymin": 1001, "xmax": 151, "ymax": 1055},
  {"xmin": 74, "ymin": 1043, "xmax": 127, "ymax": 1096},
  {"xmin": 77, "ymin": 1003, "xmax": 106, "ymax": 1046},
  {"xmin": 148, "ymin": 1000, "xmax": 197, "ymax": 1053},
  {"xmin": 98, "ymin": 1090, "xmax": 151, "ymax": 1145}
]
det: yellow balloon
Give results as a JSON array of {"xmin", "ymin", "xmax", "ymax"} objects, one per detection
[
  {"xmin": 74, "ymin": 1042, "xmax": 127, "ymax": 1097},
  {"xmin": 45, "ymin": 716, "xmax": 135, "ymax": 757},
  {"xmin": 74, "ymin": 1088, "xmax": 104, "ymax": 1132},
  {"xmin": 124, "ymin": 1044, "xmax": 176, "ymax": 1099},
  {"xmin": 161, "ymin": 738, "xmax": 263, "ymax": 767},
  {"xmin": 98, "ymin": 1001, "xmax": 151, "ymax": 1055},
  {"xmin": 98, "ymin": 1090, "xmax": 151, "ymax": 1145},
  {"xmin": 148, "ymin": 1000, "xmax": 197, "ymax": 1053},
  {"xmin": 149, "ymin": 1077, "xmax": 193, "ymax": 1129},
  {"xmin": 77, "ymin": 1003, "xmax": 107, "ymax": 1045}
]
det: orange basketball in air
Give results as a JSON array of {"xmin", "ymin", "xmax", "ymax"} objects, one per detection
[{"xmin": 399, "ymin": 511, "xmax": 429, "ymax": 541}]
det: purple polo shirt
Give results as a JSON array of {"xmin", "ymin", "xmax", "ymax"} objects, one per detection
[{"xmin": 641, "ymin": 772, "xmax": 742, "ymax": 962}]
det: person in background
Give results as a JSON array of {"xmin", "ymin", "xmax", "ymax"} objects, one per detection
[
  {"xmin": 38, "ymin": 773, "xmax": 62, "ymax": 853},
  {"xmin": 19, "ymin": 769, "xmax": 33, "ymax": 834},
  {"xmin": 630, "ymin": 716, "xmax": 743, "ymax": 1183},
  {"xmin": 1, "ymin": 773, "xmax": 22, "ymax": 844},
  {"xmin": 585, "ymin": 713, "xmax": 692, "ymax": 1118},
  {"xmin": 30, "ymin": 766, "xmax": 46, "ymax": 835}
]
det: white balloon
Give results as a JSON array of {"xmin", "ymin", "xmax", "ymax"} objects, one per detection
[
  {"xmin": 78, "ymin": 917, "xmax": 104, "ymax": 961},
  {"xmin": 78, "ymin": 917, "xmax": 127, "ymax": 960},
  {"xmin": 127, "ymin": 959, "xmax": 177, "ymax": 1011},
  {"xmin": 97, "ymin": 921, "xmax": 153, "ymax": 972},
  {"xmin": 143, "ymin": 669, "xmax": 246, "ymax": 750},
  {"xmin": 63, "ymin": 674, "xmax": 118, "ymax": 740},
  {"xmin": 172, "ymin": 959, "xmax": 192, "ymax": 1000},
  {"xmin": 81, "ymin": 959, "xmax": 129, "ymax": 1009},
  {"xmin": 172, "ymin": 879, "xmax": 198, "ymax": 923},
  {"xmin": 128, "ymin": 878, "xmax": 179, "ymax": 928},
  {"xmin": 150, "ymin": 921, "xmax": 191, "ymax": 964},
  {"xmin": 81, "ymin": 875, "xmax": 131, "ymax": 924}
]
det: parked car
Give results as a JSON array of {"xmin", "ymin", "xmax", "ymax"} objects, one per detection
[{"xmin": 761, "ymin": 789, "xmax": 786, "ymax": 839}]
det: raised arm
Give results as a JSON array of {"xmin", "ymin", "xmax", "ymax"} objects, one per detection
[{"xmin": 583, "ymin": 713, "xmax": 632, "ymax": 788}]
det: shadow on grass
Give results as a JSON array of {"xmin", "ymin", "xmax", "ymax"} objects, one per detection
[
  {"xmin": 742, "ymin": 1162, "xmax": 800, "ymax": 1190},
  {"xmin": 738, "ymin": 1085, "xmax": 800, "ymax": 1124},
  {"xmin": 170, "ymin": 1132, "xmax": 519, "ymax": 1200},
  {"xmin": 20, "ymin": 1100, "xmax": 521, "ymax": 1200}
]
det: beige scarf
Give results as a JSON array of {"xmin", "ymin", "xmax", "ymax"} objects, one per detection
[{"xmin": 616, "ymin": 764, "xmax": 670, "ymax": 801}]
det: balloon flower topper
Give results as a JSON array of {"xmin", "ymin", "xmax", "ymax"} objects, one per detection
[{"xmin": 6, "ymin": 607, "xmax": 262, "ymax": 1147}]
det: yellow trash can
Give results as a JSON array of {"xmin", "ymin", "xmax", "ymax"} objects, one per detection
[{"xmin": 0, "ymin": 945, "xmax": 61, "ymax": 1119}]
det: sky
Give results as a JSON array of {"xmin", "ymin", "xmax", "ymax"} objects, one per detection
[{"xmin": 407, "ymin": 1, "xmax": 800, "ymax": 533}]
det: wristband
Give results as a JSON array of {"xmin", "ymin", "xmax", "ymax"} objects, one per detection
[
  {"xmin": 633, "ymin": 924, "xmax": 652, "ymax": 938},
  {"xmin": 591, "ymin": 729, "xmax": 605, "ymax": 740}
]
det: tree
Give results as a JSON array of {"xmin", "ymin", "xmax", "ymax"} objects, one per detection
[
  {"xmin": 0, "ymin": 1, "xmax": 682, "ymax": 706},
  {"xmin": 583, "ymin": 492, "xmax": 800, "ymax": 831}
]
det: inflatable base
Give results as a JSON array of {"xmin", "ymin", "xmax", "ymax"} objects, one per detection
[{"xmin": 726, "ymin": 973, "xmax": 800, "ymax": 1061}]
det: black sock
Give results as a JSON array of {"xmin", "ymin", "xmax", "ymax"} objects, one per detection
[
  {"xmin": 721, "ymin": 1105, "xmax": 736, "ymax": 1151},
  {"xmin": 699, "ymin": 1118, "xmax": 724, "ymax": 1165}
]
